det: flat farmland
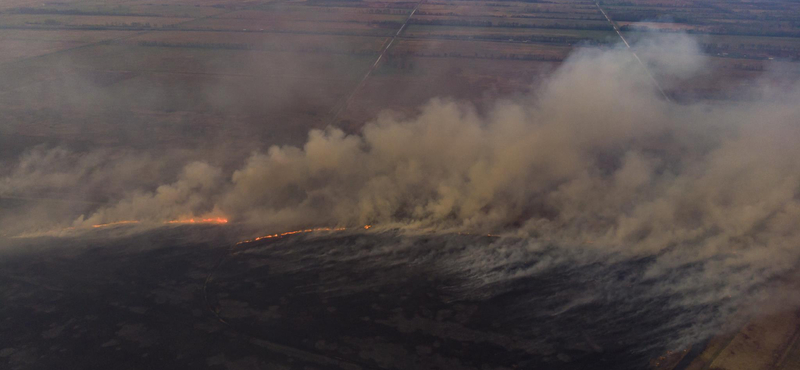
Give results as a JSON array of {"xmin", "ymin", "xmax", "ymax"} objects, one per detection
[
  {"xmin": 339, "ymin": 57, "xmax": 558, "ymax": 127},
  {"xmin": 129, "ymin": 31, "xmax": 387, "ymax": 55},
  {"xmin": 0, "ymin": 36, "xmax": 375, "ymax": 151},
  {"xmin": 0, "ymin": 43, "xmax": 374, "ymax": 108},
  {"xmin": 389, "ymin": 38, "xmax": 572, "ymax": 61},
  {"xmin": 404, "ymin": 24, "xmax": 618, "ymax": 43},
  {"xmin": 0, "ymin": 39, "xmax": 85, "ymax": 64},
  {"xmin": 603, "ymin": 0, "xmax": 800, "ymax": 37},
  {"xmin": 626, "ymin": 31, "xmax": 800, "ymax": 60},
  {"xmin": 177, "ymin": 18, "xmax": 399, "ymax": 37},
  {"xmin": 0, "ymin": 29, "xmax": 135, "ymax": 43},
  {"xmin": 12, "ymin": 3, "xmax": 228, "ymax": 18},
  {"xmin": 411, "ymin": 14, "xmax": 611, "ymax": 30},
  {"xmin": 60, "ymin": 45, "xmax": 376, "ymax": 79},
  {"xmin": 96, "ymin": 71, "xmax": 353, "ymax": 115},
  {"xmin": 0, "ymin": 0, "xmax": 797, "ymax": 157},
  {"xmin": 2, "ymin": 1, "xmax": 800, "ymax": 369},
  {"xmin": 217, "ymin": 8, "xmax": 410, "ymax": 23},
  {"xmin": 0, "ymin": 14, "xmax": 193, "ymax": 28},
  {"xmin": 636, "ymin": 52, "xmax": 800, "ymax": 101},
  {"xmin": 0, "ymin": 29, "xmax": 136, "ymax": 64},
  {"xmin": 0, "ymin": 0, "xmax": 80, "ymax": 11},
  {"xmin": 418, "ymin": 2, "xmax": 603, "ymax": 18}
]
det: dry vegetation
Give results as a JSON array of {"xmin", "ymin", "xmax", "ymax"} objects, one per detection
[{"xmin": 1, "ymin": 0, "xmax": 800, "ymax": 368}]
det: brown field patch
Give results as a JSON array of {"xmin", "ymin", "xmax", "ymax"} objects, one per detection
[
  {"xmin": 0, "ymin": 14, "xmax": 192, "ymax": 28},
  {"xmin": 178, "ymin": 18, "xmax": 397, "ymax": 37},
  {"xmin": 0, "ymin": 29, "xmax": 136, "ymax": 43},
  {"xmin": 390, "ymin": 38, "xmax": 572, "ymax": 60},
  {"xmin": 404, "ymin": 24, "xmax": 617, "ymax": 43},
  {"xmin": 412, "ymin": 14, "xmax": 610, "ymax": 29},
  {"xmin": 217, "ymin": 9, "xmax": 408, "ymax": 23},
  {"xmin": 338, "ymin": 57, "xmax": 557, "ymax": 127},
  {"xmin": 128, "ymin": 30, "xmax": 387, "ymax": 54},
  {"xmin": 0, "ymin": 39, "xmax": 84, "ymax": 64},
  {"xmin": 37, "ymin": 43, "xmax": 376, "ymax": 81}
]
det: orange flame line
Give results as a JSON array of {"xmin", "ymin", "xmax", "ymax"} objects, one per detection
[
  {"xmin": 90, "ymin": 218, "xmax": 228, "ymax": 228},
  {"xmin": 165, "ymin": 217, "xmax": 229, "ymax": 224},
  {"xmin": 92, "ymin": 220, "xmax": 140, "ymax": 228},
  {"xmin": 236, "ymin": 226, "xmax": 350, "ymax": 245},
  {"xmin": 82, "ymin": 219, "xmax": 375, "ymax": 245}
]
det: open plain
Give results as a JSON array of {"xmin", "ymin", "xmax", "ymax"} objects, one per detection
[{"xmin": 2, "ymin": 0, "xmax": 800, "ymax": 369}]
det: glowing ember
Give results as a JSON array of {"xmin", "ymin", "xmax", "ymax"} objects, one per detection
[
  {"xmin": 236, "ymin": 227, "xmax": 348, "ymax": 245},
  {"xmin": 165, "ymin": 217, "xmax": 229, "ymax": 224},
  {"xmin": 27, "ymin": 215, "xmax": 377, "ymax": 240},
  {"xmin": 92, "ymin": 220, "xmax": 140, "ymax": 228}
]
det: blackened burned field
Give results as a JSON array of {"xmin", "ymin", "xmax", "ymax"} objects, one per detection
[{"xmin": 0, "ymin": 228, "xmax": 704, "ymax": 370}]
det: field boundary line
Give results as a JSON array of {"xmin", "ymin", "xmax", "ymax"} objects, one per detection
[
  {"xmin": 595, "ymin": 1, "xmax": 672, "ymax": 102},
  {"xmin": 326, "ymin": 0, "xmax": 426, "ymax": 127},
  {"xmin": 0, "ymin": 9, "xmax": 234, "ymax": 69}
]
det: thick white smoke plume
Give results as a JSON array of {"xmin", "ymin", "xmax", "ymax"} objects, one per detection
[
  {"xmin": 2, "ymin": 34, "xmax": 800, "ymax": 344},
  {"xmin": 65, "ymin": 36, "xmax": 800, "ymax": 255}
]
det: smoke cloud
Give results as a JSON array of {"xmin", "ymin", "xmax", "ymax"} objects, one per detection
[{"xmin": 3, "ymin": 34, "xmax": 800, "ymax": 346}]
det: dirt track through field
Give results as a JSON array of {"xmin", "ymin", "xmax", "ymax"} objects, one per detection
[
  {"xmin": 326, "ymin": 0, "xmax": 426, "ymax": 126},
  {"xmin": 595, "ymin": 1, "xmax": 672, "ymax": 102}
]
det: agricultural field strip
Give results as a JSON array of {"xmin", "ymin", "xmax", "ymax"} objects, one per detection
[
  {"xmin": 0, "ymin": 3, "xmax": 621, "ymax": 29},
  {"xmin": 126, "ymin": 29, "xmax": 574, "ymax": 52},
  {"xmin": 11, "ymin": 6, "xmax": 791, "ymax": 41},
  {"xmin": 595, "ymin": 1, "xmax": 670, "ymax": 101},
  {"xmin": 0, "ymin": 9, "xmax": 233, "ymax": 67},
  {"xmin": 600, "ymin": 2, "xmax": 800, "ymax": 24},
  {"xmin": 213, "ymin": 9, "xmax": 605, "ymax": 22},
  {"xmin": 97, "ymin": 11, "xmax": 591, "ymax": 56},
  {"xmin": 0, "ymin": 26, "xmax": 619, "ymax": 47},
  {"xmin": 3, "ymin": 20, "xmax": 797, "ymax": 62},
  {"xmin": 328, "ymin": 0, "xmax": 426, "ymax": 124},
  {"xmin": 3, "ymin": 2, "xmax": 792, "ymax": 65},
  {"xmin": 59, "ymin": 67, "xmax": 357, "ymax": 82},
  {"xmin": 0, "ymin": 9, "xmax": 235, "ymax": 94},
  {"xmin": 0, "ymin": 22, "xmax": 618, "ymax": 35},
  {"xmin": 0, "ymin": 11, "xmax": 611, "ymax": 23}
]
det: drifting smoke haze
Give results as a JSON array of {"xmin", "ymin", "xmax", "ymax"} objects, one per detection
[{"xmin": 3, "ymin": 34, "xmax": 800, "ymax": 348}]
